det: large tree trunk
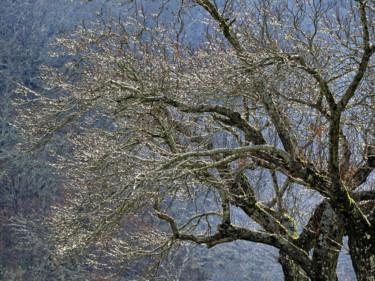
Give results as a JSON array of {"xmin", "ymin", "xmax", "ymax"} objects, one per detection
[
  {"xmin": 292, "ymin": 201, "xmax": 343, "ymax": 281},
  {"xmin": 348, "ymin": 229, "xmax": 375, "ymax": 281},
  {"xmin": 312, "ymin": 205, "xmax": 343, "ymax": 281},
  {"xmin": 330, "ymin": 192, "xmax": 375, "ymax": 280}
]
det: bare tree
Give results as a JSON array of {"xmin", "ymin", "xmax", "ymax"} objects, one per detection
[{"xmin": 15, "ymin": 0, "xmax": 375, "ymax": 280}]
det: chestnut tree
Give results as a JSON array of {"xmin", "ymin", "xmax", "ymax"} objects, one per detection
[{"xmin": 16, "ymin": 0, "xmax": 375, "ymax": 280}]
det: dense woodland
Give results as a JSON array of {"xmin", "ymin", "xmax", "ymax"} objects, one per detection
[
  {"xmin": 0, "ymin": 1, "xmax": 92, "ymax": 279},
  {"xmin": 3, "ymin": 0, "xmax": 375, "ymax": 280}
]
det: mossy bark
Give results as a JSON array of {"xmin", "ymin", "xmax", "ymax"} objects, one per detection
[
  {"xmin": 278, "ymin": 212, "xmax": 309, "ymax": 281},
  {"xmin": 348, "ymin": 229, "xmax": 375, "ymax": 281},
  {"xmin": 312, "ymin": 205, "xmax": 343, "ymax": 281},
  {"xmin": 279, "ymin": 251, "xmax": 309, "ymax": 281}
]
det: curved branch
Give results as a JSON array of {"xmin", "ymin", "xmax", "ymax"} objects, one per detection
[
  {"xmin": 260, "ymin": 88, "xmax": 299, "ymax": 157},
  {"xmin": 156, "ymin": 210, "xmax": 317, "ymax": 280},
  {"xmin": 352, "ymin": 145, "xmax": 375, "ymax": 188},
  {"xmin": 338, "ymin": 1, "xmax": 375, "ymax": 112},
  {"xmin": 116, "ymin": 92, "xmax": 267, "ymax": 146},
  {"xmin": 288, "ymin": 55, "xmax": 336, "ymax": 109},
  {"xmin": 192, "ymin": 0, "xmax": 245, "ymax": 54},
  {"xmin": 352, "ymin": 189, "xmax": 375, "ymax": 202}
]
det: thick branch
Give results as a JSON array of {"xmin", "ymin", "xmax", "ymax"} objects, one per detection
[
  {"xmin": 193, "ymin": 0, "xmax": 245, "ymax": 54},
  {"xmin": 218, "ymin": 224, "xmax": 317, "ymax": 279},
  {"xmin": 260, "ymin": 88, "xmax": 299, "ymax": 158},
  {"xmin": 352, "ymin": 190, "xmax": 375, "ymax": 202},
  {"xmin": 161, "ymin": 217, "xmax": 317, "ymax": 279},
  {"xmin": 228, "ymin": 172, "xmax": 295, "ymax": 239},
  {"xmin": 352, "ymin": 144, "xmax": 375, "ymax": 188},
  {"xmin": 297, "ymin": 200, "xmax": 329, "ymax": 252},
  {"xmin": 338, "ymin": 0, "xmax": 375, "ymax": 112},
  {"xmin": 289, "ymin": 55, "xmax": 336, "ymax": 109},
  {"xmin": 117, "ymin": 93, "xmax": 267, "ymax": 146}
]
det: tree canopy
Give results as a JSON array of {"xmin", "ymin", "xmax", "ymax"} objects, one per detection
[{"xmin": 16, "ymin": 0, "xmax": 375, "ymax": 280}]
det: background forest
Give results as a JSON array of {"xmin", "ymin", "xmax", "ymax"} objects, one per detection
[{"xmin": 0, "ymin": 0, "xmax": 363, "ymax": 280}]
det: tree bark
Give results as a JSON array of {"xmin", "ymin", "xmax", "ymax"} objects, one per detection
[
  {"xmin": 279, "ymin": 251, "xmax": 309, "ymax": 281},
  {"xmin": 312, "ymin": 205, "xmax": 343, "ymax": 281},
  {"xmin": 278, "ymin": 212, "xmax": 309, "ymax": 281},
  {"xmin": 348, "ymin": 229, "xmax": 375, "ymax": 281},
  {"xmin": 330, "ymin": 189, "xmax": 375, "ymax": 280}
]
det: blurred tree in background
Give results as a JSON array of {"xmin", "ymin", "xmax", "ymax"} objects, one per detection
[{"xmin": 0, "ymin": 0, "xmax": 94, "ymax": 279}]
